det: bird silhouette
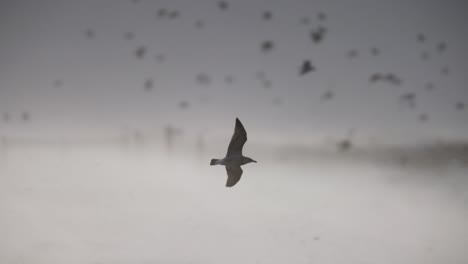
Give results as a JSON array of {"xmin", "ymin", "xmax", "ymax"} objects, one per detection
[
  {"xmin": 218, "ymin": 1, "xmax": 229, "ymax": 11},
  {"xmin": 155, "ymin": 53, "xmax": 166, "ymax": 63},
  {"xmin": 168, "ymin": 10, "xmax": 179, "ymax": 19},
  {"xmin": 194, "ymin": 19, "xmax": 205, "ymax": 29},
  {"xmin": 317, "ymin": 12, "xmax": 327, "ymax": 22},
  {"xmin": 419, "ymin": 113, "xmax": 429, "ymax": 123},
  {"xmin": 417, "ymin": 33, "xmax": 426, "ymax": 43},
  {"xmin": 385, "ymin": 73, "xmax": 402, "ymax": 86},
  {"xmin": 370, "ymin": 47, "xmax": 380, "ymax": 56},
  {"xmin": 84, "ymin": 28, "xmax": 95, "ymax": 39},
  {"xmin": 210, "ymin": 118, "xmax": 257, "ymax": 187},
  {"xmin": 321, "ymin": 90, "xmax": 334, "ymax": 101},
  {"xmin": 346, "ymin": 49, "xmax": 358, "ymax": 59},
  {"xmin": 369, "ymin": 73, "xmax": 382, "ymax": 83},
  {"xmin": 178, "ymin": 100, "xmax": 190, "ymax": 110},
  {"xmin": 455, "ymin": 102, "xmax": 465, "ymax": 111},
  {"xmin": 53, "ymin": 79, "xmax": 64, "ymax": 88},
  {"xmin": 2, "ymin": 113, "xmax": 10, "ymax": 123},
  {"xmin": 21, "ymin": 111, "xmax": 30, "ymax": 122},
  {"xmin": 196, "ymin": 73, "xmax": 211, "ymax": 85},
  {"xmin": 144, "ymin": 78, "xmax": 153, "ymax": 91},
  {"xmin": 399, "ymin": 93, "xmax": 416, "ymax": 109},
  {"xmin": 124, "ymin": 31, "xmax": 135, "ymax": 40},
  {"xmin": 440, "ymin": 66, "xmax": 450, "ymax": 76},
  {"xmin": 299, "ymin": 60, "xmax": 315, "ymax": 76},
  {"xmin": 157, "ymin": 8, "xmax": 168, "ymax": 18},
  {"xmin": 262, "ymin": 79, "xmax": 272, "ymax": 89},
  {"xmin": 436, "ymin": 42, "xmax": 447, "ymax": 53},
  {"xmin": 420, "ymin": 51, "xmax": 430, "ymax": 61},
  {"xmin": 134, "ymin": 46, "xmax": 146, "ymax": 59},
  {"xmin": 300, "ymin": 17, "xmax": 311, "ymax": 25},
  {"xmin": 224, "ymin": 75, "xmax": 235, "ymax": 84},
  {"xmin": 260, "ymin": 40, "xmax": 274, "ymax": 53},
  {"xmin": 310, "ymin": 26, "xmax": 326, "ymax": 44},
  {"xmin": 425, "ymin": 82, "xmax": 435, "ymax": 91},
  {"xmin": 262, "ymin": 11, "xmax": 272, "ymax": 21},
  {"xmin": 337, "ymin": 139, "xmax": 352, "ymax": 152}
]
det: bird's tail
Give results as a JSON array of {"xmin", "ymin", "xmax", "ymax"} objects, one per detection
[{"xmin": 210, "ymin": 159, "xmax": 220, "ymax": 165}]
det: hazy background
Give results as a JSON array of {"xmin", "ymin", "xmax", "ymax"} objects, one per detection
[{"xmin": 1, "ymin": 0, "xmax": 467, "ymax": 263}]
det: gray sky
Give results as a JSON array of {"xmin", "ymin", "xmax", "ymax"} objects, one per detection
[{"xmin": 0, "ymin": 0, "xmax": 467, "ymax": 142}]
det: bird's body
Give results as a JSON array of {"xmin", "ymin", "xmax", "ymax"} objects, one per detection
[{"xmin": 210, "ymin": 118, "xmax": 256, "ymax": 187}]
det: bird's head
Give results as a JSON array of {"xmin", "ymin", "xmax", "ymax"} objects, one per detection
[{"xmin": 242, "ymin": 156, "xmax": 257, "ymax": 165}]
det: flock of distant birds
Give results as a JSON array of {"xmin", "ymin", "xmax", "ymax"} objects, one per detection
[{"xmin": 1, "ymin": 0, "xmax": 466, "ymax": 153}]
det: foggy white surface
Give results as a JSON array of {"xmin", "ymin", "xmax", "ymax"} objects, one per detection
[{"xmin": 1, "ymin": 144, "xmax": 467, "ymax": 264}]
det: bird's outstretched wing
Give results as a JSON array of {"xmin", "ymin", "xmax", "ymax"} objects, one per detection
[
  {"xmin": 226, "ymin": 165, "xmax": 243, "ymax": 187},
  {"xmin": 226, "ymin": 118, "xmax": 247, "ymax": 156}
]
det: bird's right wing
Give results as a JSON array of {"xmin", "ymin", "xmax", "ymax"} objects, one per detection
[
  {"xmin": 226, "ymin": 165, "xmax": 243, "ymax": 187},
  {"xmin": 226, "ymin": 118, "xmax": 247, "ymax": 156}
]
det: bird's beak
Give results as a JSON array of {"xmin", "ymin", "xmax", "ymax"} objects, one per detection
[{"xmin": 253, "ymin": 160, "xmax": 257, "ymax": 163}]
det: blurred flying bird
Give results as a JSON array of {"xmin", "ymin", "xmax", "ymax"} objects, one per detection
[
  {"xmin": 370, "ymin": 47, "xmax": 380, "ymax": 56},
  {"xmin": 310, "ymin": 26, "xmax": 326, "ymax": 44},
  {"xmin": 155, "ymin": 53, "xmax": 166, "ymax": 63},
  {"xmin": 455, "ymin": 102, "xmax": 465, "ymax": 111},
  {"xmin": 255, "ymin": 71, "xmax": 266, "ymax": 80},
  {"xmin": 273, "ymin": 97, "xmax": 283, "ymax": 106},
  {"xmin": 420, "ymin": 51, "xmax": 430, "ymax": 61},
  {"xmin": 53, "ymin": 79, "xmax": 64, "ymax": 88},
  {"xmin": 134, "ymin": 46, "xmax": 147, "ymax": 59},
  {"xmin": 337, "ymin": 139, "xmax": 352, "ymax": 152},
  {"xmin": 144, "ymin": 78, "xmax": 153, "ymax": 91},
  {"xmin": 21, "ymin": 112, "xmax": 30, "ymax": 122},
  {"xmin": 260, "ymin": 40, "xmax": 274, "ymax": 53},
  {"xmin": 262, "ymin": 11, "xmax": 272, "ymax": 21},
  {"xmin": 317, "ymin": 12, "xmax": 327, "ymax": 22},
  {"xmin": 346, "ymin": 49, "xmax": 358, "ymax": 59},
  {"xmin": 369, "ymin": 73, "xmax": 382, "ymax": 83},
  {"xmin": 2, "ymin": 113, "xmax": 10, "ymax": 123},
  {"xmin": 417, "ymin": 33, "xmax": 426, "ymax": 43},
  {"xmin": 299, "ymin": 60, "xmax": 315, "ymax": 76},
  {"xmin": 124, "ymin": 31, "xmax": 135, "ymax": 40},
  {"xmin": 441, "ymin": 66, "xmax": 450, "ymax": 76},
  {"xmin": 425, "ymin": 82, "xmax": 435, "ymax": 91},
  {"xmin": 164, "ymin": 125, "xmax": 183, "ymax": 153},
  {"xmin": 168, "ymin": 10, "xmax": 179, "ymax": 19},
  {"xmin": 157, "ymin": 8, "xmax": 168, "ymax": 18},
  {"xmin": 178, "ymin": 100, "xmax": 190, "ymax": 110},
  {"xmin": 436, "ymin": 42, "xmax": 447, "ymax": 53},
  {"xmin": 262, "ymin": 79, "xmax": 272, "ymax": 89},
  {"xmin": 196, "ymin": 73, "xmax": 211, "ymax": 85},
  {"xmin": 399, "ymin": 92, "xmax": 416, "ymax": 109},
  {"xmin": 321, "ymin": 90, "xmax": 334, "ymax": 101},
  {"xmin": 419, "ymin": 113, "xmax": 429, "ymax": 123},
  {"xmin": 210, "ymin": 118, "xmax": 257, "ymax": 187},
  {"xmin": 224, "ymin": 75, "xmax": 235, "ymax": 84},
  {"xmin": 84, "ymin": 28, "xmax": 95, "ymax": 39},
  {"xmin": 194, "ymin": 19, "xmax": 205, "ymax": 29},
  {"xmin": 300, "ymin": 17, "xmax": 311, "ymax": 26},
  {"xmin": 385, "ymin": 73, "xmax": 402, "ymax": 86},
  {"xmin": 218, "ymin": 1, "xmax": 229, "ymax": 11},
  {"xmin": 196, "ymin": 134, "xmax": 206, "ymax": 156},
  {"xmin": 299, "ymin": 17, "xmax": 310, "ymax": 26},
  {"xmin": 369, "ymin": 73, "xmax": 401, "ymax": 85}
]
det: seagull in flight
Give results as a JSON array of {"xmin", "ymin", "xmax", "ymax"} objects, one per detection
[{"xmin": 210, "ymin": 118, "xmax": 257, "ymax": 187}]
